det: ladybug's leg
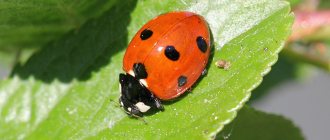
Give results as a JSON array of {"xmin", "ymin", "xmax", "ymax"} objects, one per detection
[
  {"xmin": 186, "ymin": 87, "xmax": 193, "ymax": 92},
  {"xmin": 201, "ymin": 68, "xmax": 208, "ymax": 76},
  {"xmin": 149, "ymin": 93, "xmax": 164, "ymax": 110}
]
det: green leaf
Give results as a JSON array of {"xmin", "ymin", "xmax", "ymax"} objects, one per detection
[
  {"xmin": 286, "ymin": 0, "xmax": 302, "ymax": 7},
  {"xmin": 0, "ymin": 0, "xmax": 293, "ymax": 139},
  {"xmin": 319, "ymin": 0, "xmax": 330, "ymax": 9},
  {"xmin": 0, "ymin": 0, "xmax": 117, "ymax": 48},
  {"xmin": 0, "ymin": 48, "xmax": 36, "ymax": 78},
  {"xmin": 216, "ymin": 106, "xmax": 304, "ymax": 140},
  {"xmin": 0, "ymin": 48, "xmax": 16, "ymax": 73}
]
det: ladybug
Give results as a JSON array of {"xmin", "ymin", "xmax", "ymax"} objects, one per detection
[{"xmin": 119, "ymin": 11, "xmax": 211, "ymax": 117}]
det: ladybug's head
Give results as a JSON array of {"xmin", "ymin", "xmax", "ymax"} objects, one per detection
[
  {"xmin": 119, "ymin": 73, "xmax": 163, "ymax": 117},
  {"xmin": 119, "ymin": 73, "xmax": 141, "ymax": 100}
]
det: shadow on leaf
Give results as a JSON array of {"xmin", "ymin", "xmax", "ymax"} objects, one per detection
[{"xmin": 11, "ymin": 0, "xmax": 137, "ymax": 83}]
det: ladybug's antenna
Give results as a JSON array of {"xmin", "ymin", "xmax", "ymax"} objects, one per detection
[
  {"xmin": 137, "ymin": 117, "xmax": 148, "ymax": 125},
  {"xmin": 130, "ymin": 114, "xmax": 148, "ymax": 124}
]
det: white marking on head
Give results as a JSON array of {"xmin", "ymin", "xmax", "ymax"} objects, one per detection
[
  {"xmin": 120, "ymin": 101, "xmax": 124, "ymax": 107},
  {"xmin": 135, "ymin": 102, "xmax": 151, "ymax": 113},
  {"xmin": 128, "ymin": 70, "xmax": 135, "ymax": 77},
  {"xmin": 139, "ymin": 79, "xmax": 148, "ymax": 87}
]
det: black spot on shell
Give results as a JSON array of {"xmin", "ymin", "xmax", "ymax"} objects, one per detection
[
  {"xmin": 133, "ymin": 63, "xmax": 148, "ymax": 79},
  {"xmin": 165, "ymin": 46, "xmax": 180, "ymax": 61},
  {"xmin": 140, "ymin": 29, "xmax": 153, "ymax": 40},
  {"xmin": 196, "ymin": 36, "xmax": 208, "ymax": 53},
  {"xmin": 178, "ymin": 76, "xmax": 187, "ymax": 87}
]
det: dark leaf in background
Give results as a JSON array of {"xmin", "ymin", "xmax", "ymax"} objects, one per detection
[{"xmin": 217, "ymin": 106, "xmax": 304, "ymax": 140}]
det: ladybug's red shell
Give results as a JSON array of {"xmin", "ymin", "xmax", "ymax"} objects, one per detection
[{"xmin": 123, "ymin": 11, "xmax": 210, "ymax": 100}]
